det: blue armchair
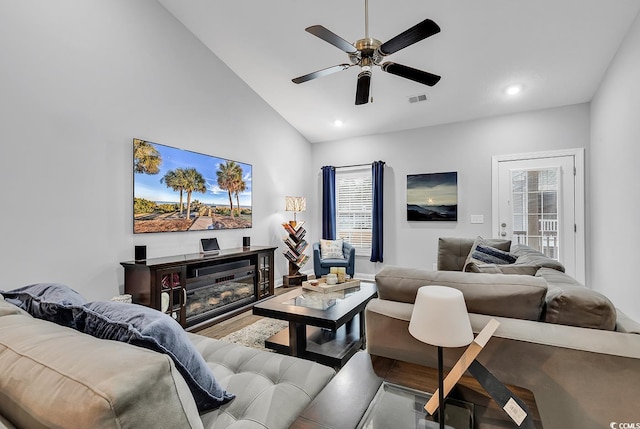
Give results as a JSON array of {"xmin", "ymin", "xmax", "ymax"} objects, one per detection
[{"xmin": 313, "ymin": 241, "xmax": 356, "ymax": 279}]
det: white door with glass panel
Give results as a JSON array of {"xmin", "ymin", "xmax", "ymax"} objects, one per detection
[{"xmin": 492, "ymin": 150, "xmax": 585, "ymax": 283}]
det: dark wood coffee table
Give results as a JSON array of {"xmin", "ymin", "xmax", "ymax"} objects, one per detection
[
  {"xmin": 291, "ymin": 352, "xmax": 543, "ymax": 429},
  {"xmin": 252, "ymin": 282, "xmax": 377, "ymax": 367}
]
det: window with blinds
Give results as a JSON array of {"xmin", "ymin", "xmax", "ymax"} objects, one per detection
[{"xmin": 336, "ymin": 169, "xmax": 372, "ymax": 254}]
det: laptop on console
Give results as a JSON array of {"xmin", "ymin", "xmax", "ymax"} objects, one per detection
[{"xmin": 200, "ymin": 238, "xmax": 220, "ymax": 255}]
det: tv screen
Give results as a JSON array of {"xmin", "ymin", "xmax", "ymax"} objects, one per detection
[{"xmin": 133, "ymin": 138, "xmax": 252, "ymax": 233}]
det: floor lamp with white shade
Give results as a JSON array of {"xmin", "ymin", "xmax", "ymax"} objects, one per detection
[{"xmin": 409, "ymin": 285, "xmax": 473, "ymax": 429}]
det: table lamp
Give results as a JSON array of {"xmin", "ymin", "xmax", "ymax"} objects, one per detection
[
  {"xmin": 409, "ymin": 286, "xmax": 473, "ymax": 429},
  {"xmin": 285, "ymin": 196, "xmax": 306, "ymax": 227}
]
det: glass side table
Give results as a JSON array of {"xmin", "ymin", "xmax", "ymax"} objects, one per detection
[{"xmin": 357, "ymin": 382, "xmax": 474, "ymax": 429}]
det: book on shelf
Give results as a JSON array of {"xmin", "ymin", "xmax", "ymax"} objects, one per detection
[
  {"xmin": 283, "ymin": 250, "xmax": 296, "ymax": 262},
  {"xmin": 292, "ymin": 254, "xmax": 309, "ymax": 268},
  {"xmin": 295, "ymin": 228, "xmax": 306, "ymax": 240},
  {"xmin": 295, "ymin": 239, "xmax": 308, "ymax": 254},
  {"xmin": 284, "ymin": 238, "xmax": 298, "ymax": 253},
  {"xmin": 282, "ymin": 223, "xmax": 296, "ymax": 236}
]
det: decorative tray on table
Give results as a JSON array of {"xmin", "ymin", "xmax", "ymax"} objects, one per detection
[{"xmin": 302, "ymin": 277, "xmax": 361, "ymax": 293}]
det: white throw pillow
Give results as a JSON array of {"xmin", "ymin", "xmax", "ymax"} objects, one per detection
[{"xmin": 320, "ymin": 239, "xmax": 344, "ymax": 259}]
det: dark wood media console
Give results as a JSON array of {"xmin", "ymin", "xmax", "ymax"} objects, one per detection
[{"xmin": 121, "ymin": 246, "xmax": 276, "ymax": 331}]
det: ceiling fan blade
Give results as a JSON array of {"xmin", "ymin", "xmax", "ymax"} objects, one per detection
[
  {"xmin": 305, "ymin": 25, "xmax": 358, "ymax": 54},
  {"xmin": 355, "ymin": 70, "xmax": 371, "ymax": 105},
  {"xmin": 378, "ymin": 19, "xmax": 440, "ymax": 56},
  {"xmin": 381, "ymin": 62, "xmax": 441, "ymax": 86},
  {"xmin": 292, "ymin": 64, "xmax": 352, "ymax": 84}
]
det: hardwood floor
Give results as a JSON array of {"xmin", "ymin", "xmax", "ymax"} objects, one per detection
[{"xmin": 194, "ymin": 286, "xmax": 289, "ymax": 339}]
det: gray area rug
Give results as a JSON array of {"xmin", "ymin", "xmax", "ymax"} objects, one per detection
[{"xmin": 220, "ymin": 318, "xmax": 289, "ymax": 351}]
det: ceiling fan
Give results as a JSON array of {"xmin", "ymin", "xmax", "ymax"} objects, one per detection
[{"xmin": 291, "ymin": 0, "xmax": 441, "ymax": 105}]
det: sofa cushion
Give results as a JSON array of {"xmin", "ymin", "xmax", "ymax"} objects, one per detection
[
  {"xmin": 537, "ymin": 268, "xmax": 617, "ymax": 330},
  {"xmin": 0, "ymin": 283, "xmax": 86, "ymax": 328},
  {"xmin": 188, "ymin": 334, "xmax": 335, "ymax": 429},
  {"xmin": 468, "ymin": 263, "xmax": 540, "ymax": 276},
  {"xmin": 0, "ymin": 308, "xmax": 202, "ymax": 429},
  {"xmin": 76, "ymin": 301, "xmax": 234, "ymax": 411},
  {"xmin": 511, "ymin": 244, "xmax": 566, "ymax": 272},
  {"xmin": 438, "ymin": 236, "xmax": 511, "ymax": 271},
  {"xmin": 375, "ymin": 266, "xmax": 547, "ymax": 321},
  {"xmin": 320, "ymin": 239, "xmax": 344, "ymax": 259}
]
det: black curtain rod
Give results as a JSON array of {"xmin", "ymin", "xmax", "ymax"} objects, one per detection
[
  {"xmin": 321, "ymin": 161, "xmax": 385, "ymax": 170},
  {"xmin": 335, "ymin": 163, "xmax": 372, "ymax": 169}
]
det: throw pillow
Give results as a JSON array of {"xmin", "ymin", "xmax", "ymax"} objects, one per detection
[
  {"xmin": 0, "ymin": 283, "xmax": 86, "ymax": 328},
  {"xmin": 320, "ymin": 239, "xmax": 344, "ymax": 259},
  {"xmin": 463, "ymin": 237, "xmax": 517, "ymax": 272},
  {"xmin": 75, "ymin": 301, "xmax": 234, "ymax": 411},
  {"xmin": 472, "ymin": 245, "xmax": 518, "ymax": 265}
]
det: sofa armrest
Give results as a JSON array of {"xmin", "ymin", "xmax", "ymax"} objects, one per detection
[{"xmin": 0, "ymin": 311, "xmax": 203, "ymax": 429}]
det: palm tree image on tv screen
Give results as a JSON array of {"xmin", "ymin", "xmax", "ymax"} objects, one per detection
[{"xmin": 133, "ymin": 138, "xmax": 252, "ymax": 233}]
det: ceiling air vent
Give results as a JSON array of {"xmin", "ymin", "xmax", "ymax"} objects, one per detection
[{"xmin": 408, "ymin": 94, "xmax": 428, "ymax": 104}]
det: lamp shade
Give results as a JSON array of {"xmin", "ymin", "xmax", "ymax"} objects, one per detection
[
  {"xmin": 285, "ymin": 196, "xmax": 306, "ymax": 212},
  {"xmin": 409, "ymin": 286, "xmax": 473, "ymax": 348}
]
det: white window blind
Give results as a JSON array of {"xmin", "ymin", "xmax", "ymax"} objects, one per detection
[{"xmin": 336, "ymin": 169, "xmax": 372, "ymax": 254}]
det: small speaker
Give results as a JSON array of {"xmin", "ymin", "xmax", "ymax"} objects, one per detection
[
  {"xmin": 242, "ymin": 237, "xmax": 251, "ymax": 248},
  {"xmin": 134, "ymin": 245, "xmax": 147, "ymax": 261}
]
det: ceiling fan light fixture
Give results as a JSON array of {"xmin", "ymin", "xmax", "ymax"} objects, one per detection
[{"xmin": 505, "ymin": 84, "xmax": 524, "ymax": 96}]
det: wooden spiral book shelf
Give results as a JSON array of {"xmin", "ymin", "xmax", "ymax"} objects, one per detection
[{"xmin": 282, "ymin": 221, "xmax": 309, "ymax": 286}]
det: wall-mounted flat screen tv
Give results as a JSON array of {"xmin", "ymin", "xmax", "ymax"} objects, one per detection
[{"xmin": 133, "ymin": 138, "xmax": 252, "ymax": 233}]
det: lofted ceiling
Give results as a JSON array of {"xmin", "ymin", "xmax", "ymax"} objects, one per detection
[{"xmin": 158, "ymin": 0, "xmax": 640, "ymax": 143}]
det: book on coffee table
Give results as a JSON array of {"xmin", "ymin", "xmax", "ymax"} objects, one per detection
[{"xmin": 302, "ymin": 278, "xmax": 361, "ymax": 293}]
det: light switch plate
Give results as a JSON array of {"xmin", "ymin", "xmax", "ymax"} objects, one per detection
[{"xmin": 471, "ymin": 215, "xmax": 484, "ymax": 224}]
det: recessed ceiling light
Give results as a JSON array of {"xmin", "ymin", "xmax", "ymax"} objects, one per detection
[
  {"xmin": 333, "ymin": 119, "xmax": 344, "ymax": 127},
  {"xmin": 505, "ymin": 84, "xmax": 523, "ymax": 96}
]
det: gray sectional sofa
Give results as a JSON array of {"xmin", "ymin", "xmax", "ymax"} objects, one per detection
[
  {"xmin": 0, "ymin": 294, "xmax": 335, "ymax": 429},
  {"xmin": 365, "ymin": 237, "xmax": 640, "ymax": 429}
]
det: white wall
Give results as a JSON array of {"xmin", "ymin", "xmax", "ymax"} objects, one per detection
[
  {"xmin": 311, "ymin": 104, "xmax": 590, "ymax": 279},
  {"xmin": 0, "ymin": 1, "xmax": 312, "ymax": 300},
  {"xmin": 591, "ymin": 12, "xmax": 640, "ymax": 321}
]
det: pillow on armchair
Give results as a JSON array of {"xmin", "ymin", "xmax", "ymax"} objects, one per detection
[{"xmin": 320, "ymin": 239, "xmax": 345, "ymax": 259}]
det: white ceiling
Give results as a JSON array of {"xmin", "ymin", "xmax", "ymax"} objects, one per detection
[{"xmin": 158, "ymin": 0, "xmax": 640, "ymax": 143}]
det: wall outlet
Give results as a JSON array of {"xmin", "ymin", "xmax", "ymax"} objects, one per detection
[{"xmin": 470, "ymin": 214, "xmax": 484, "ymax": 224}]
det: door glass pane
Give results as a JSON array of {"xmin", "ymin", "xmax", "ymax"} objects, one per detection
[{"xmin": 510, "ymin": 168, "xmax": 560, "ymax": 260}]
